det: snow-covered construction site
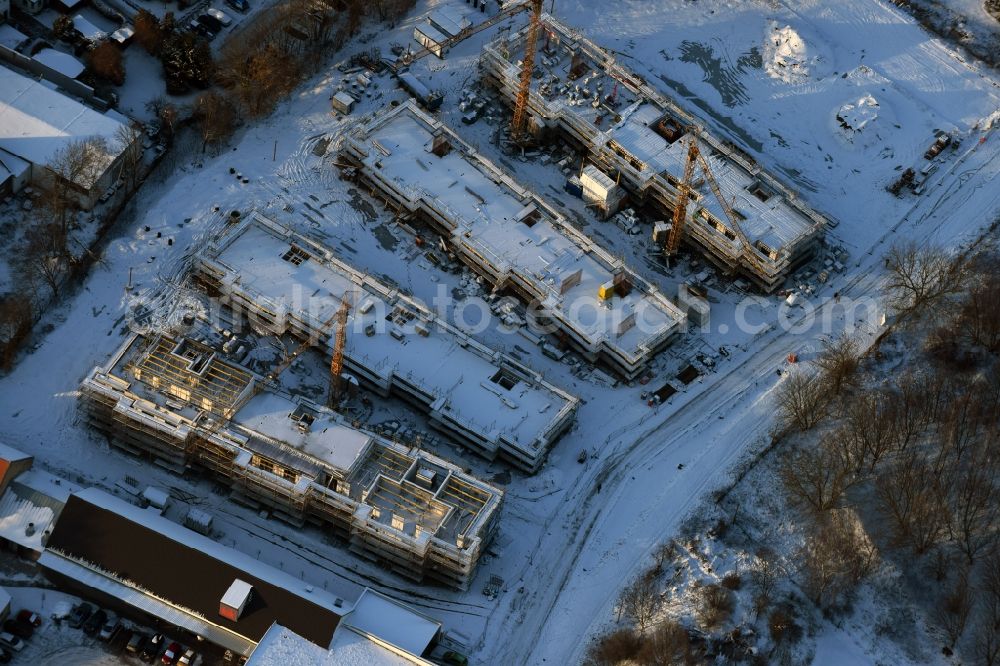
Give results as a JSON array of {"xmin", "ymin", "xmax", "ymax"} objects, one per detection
[
  {"xmin": 340, "ymin": 100, "xmax": 687, "ymax": 379},
  {"xmin": 481, "ymin": 14, "xmax": 829, "ymax": 292},
  {"xmin": 0, "ymin": 0, "xmax": 998, "ymax": 664},
  {"xmin": 194, "ymin": 212, "xmax": 579, "ymax": 471},
  {"xmin": 80, "ymin": 327, "xmax": 503, "ymax": 591}
]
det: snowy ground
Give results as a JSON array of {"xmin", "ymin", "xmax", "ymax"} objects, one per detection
[{"xmin": 0, "ymin": 0, "xmax": 998, "ymax": 664}]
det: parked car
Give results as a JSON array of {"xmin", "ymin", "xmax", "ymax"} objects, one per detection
[
  {"xmin": 15, "ymin": 611, "xmax": 41, "ymax": 628},
  {"xmin": 98, "ymin": 614, "xmax": 120, "ymax": 641},
  {"xmin": 0, "ymin": 647, "xmax": 10, "ymax": 663},
  {"xmin": 206, "ymin": 7, "xmax": 232, "ymax": 25},
  {"xmin": 188, "ymin": 20, "xmax": 216, "ymax": 39},
  {"xmin": 126, "ymin": 632, "xmax": 147, "ymax": 655},
  {"xmin": 162, "ymin": 641, "xmax": 182, "ymax": 665},
  {"xmin": 226, "ymin": 0, "xmax": 249, "ymax": 13},
  {"xmin": 0, "ymin": 634, "xmax": 23, "ymax": 652},
  {"xmin": 1, "ymin": 620, "xmax": 31, "ymax": 640},
  {"xmin": 142, "ymin": 633, "xmax": 165, "ymax": 662},
  {"xmin": 68, "ymin": 603, "xmax": 93, "ymax": 629},
  {"xmin": 82, "ymin": 609, "xmax": 107, "ymax": 636},
  {"xmin": 198, "ymin": 14, "xmax": 223, "ymax": 33},
  {"xmin": 179, "ymin": 648, "xmax": 201, "ymax": 666}
]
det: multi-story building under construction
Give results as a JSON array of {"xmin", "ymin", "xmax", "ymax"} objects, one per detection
[
  {"xmin": 194, "ymin": 212, "xmax": 579, "ymax": 473},
  {"xmin": 79, "ymin": 331, "xmax": 503, "ymax": 591},
  {"xmin": 482, "ymin": 14, "xmax": 827, "ymax": 292},
  {"xmin": 341, "ymin": 100, "xmax": 687, "ymax": 380}
]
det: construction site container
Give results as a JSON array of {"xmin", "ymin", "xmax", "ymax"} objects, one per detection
[
  {"xmin": 414, "ymin": 24, "xmax": 449, "ymax": 59},
  {"xmin": 331, "ymin": 91, "xmax": 355, "ymax": 115},
  {"xmin": 580, "ymin": 165, "xmax": 625, "ymax": 218},
  {"xmin": 598, "ymin": 280, "xmax": 615, "ymax": 300}
]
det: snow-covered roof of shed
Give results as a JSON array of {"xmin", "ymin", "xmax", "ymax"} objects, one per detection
[
  {"xmin": 71, "ymin": 15, "xmax": 106, "ymax": 42},
  {"xmin": 32, "ymin": 48, "xmax": 85, "ymax": 79},
  {"xmin": 0, "ymin": 442, "xmax": 32, "ymax": 464},
  {"xmin": 0, "ymin": 25, "xmax": 29, "ymax": 50}
]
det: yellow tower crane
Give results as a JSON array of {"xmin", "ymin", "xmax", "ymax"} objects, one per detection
[
  {"xmin": 665, "ymin": 127, "xmax": 770, "ymax": 278},
  {"xmin": 511, "ymin": 0, "xmax": 544, "ymax": 143},
  {"xmin": 328, "ymin": 299, "xmax": 351, "ymax": 408}
]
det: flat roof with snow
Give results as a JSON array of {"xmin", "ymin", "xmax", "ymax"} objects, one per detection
[
  {"xmin": 222, "ymin": 579, "xmax": 254, "ymax": 609},
  {"xmin": 71, "ymin": 15, "xmax": 106, "ymax": 42},
  {"xmin": 248, "ymin": 623, "xmax": 431, "ymax": 666},
  {"xmin": 197, "ymin": 213, "xmax": 578, "ymax": 468},
  {"xmin": 344, "ymin": 102, "xmax": 686, "ymax": 372},
  {"xmin": 0, "ymin": 25, "xmax": 29, "ymax": 51},
  {"xmin": 233, "ymin": 392, "xmax": 373, "ymax": 476},
  {"xmin": 0, "ymin": 65, "xmax": 127, "ymax": 189},
  {"xmin": 343, "ymin": 589, "xmax": 440, "ymax": 656}
]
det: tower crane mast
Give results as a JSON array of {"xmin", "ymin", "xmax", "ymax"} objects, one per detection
[
  {"xmin": 511, "ymin": 0, "xmax": 544, "ymax": 142},
  {"xmin": 328, "ymin": 299, "xmax": 351, "ymax": 408}
]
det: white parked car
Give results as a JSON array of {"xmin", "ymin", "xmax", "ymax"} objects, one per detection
[
  {"xmin": 0, "ymin": 632, "xmax": 24, "ymax": 651},
  {"xmin": 206, "ymin": 7, "xmax": 232, "ymax": 25}
]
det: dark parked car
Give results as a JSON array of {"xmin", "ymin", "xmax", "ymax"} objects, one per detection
[
  {"xmin": 226, "ymin": 0, "xmax": 248, "ymax": 13},
  {"xmin": 142, "ymin": 633, "xmax": 165, "ymax": 662},
  {"xmin": 188, "ymin": 20, "xmax": 216, "ymax": 39},
  {"xmin": 1, "ymin": 621, "xmax": 31, "ymax": 640},
  {"xmin": 0, "ymin": 647, "xmax": 9, "ymax": 663},
  {"xmin": 126, "ymin": 632, "xmax": 147, "ymax": 656},
  {"xmin": 68, "ymin": 603, "xmax": 93, "ymax": 629},
  {"xmin": 197, "ymin": 14, "xmax": 223, "ymax": 33},
  {"xmin": 82, "ymin": 609, "xmax": 107, "ymax": 636}
]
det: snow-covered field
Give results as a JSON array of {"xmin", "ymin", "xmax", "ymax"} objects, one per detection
[{"xmin": 0, "ymin": 0, "xmax": 998, "ymax": 664}]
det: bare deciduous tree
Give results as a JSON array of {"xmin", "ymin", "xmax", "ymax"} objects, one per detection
[
  {"xmin": 134, "ymin": 9, "xmax": 163, "ymax": 55},
  {"xmin": 696, "ymin": 584, "xmax": 734, "ymax": 629},
  {"xmin": 0, "ymin": 295, "xmax": 34, "ymax": 370},
  {"xmin": 750, "ymin": 547, "xmax": 783, "ymax": 617},
  {"xmin": 637, "ymin": 620, "xmax": 694, "ymax": 665},
  {"xmin": 936, "ymin": 569, "xmax": 974, "ymax": 649},
  {"xmin": 843, "ymin": 391, "xmax": 898, "ymax": 473},
  {"xmin": 815, "ymin": 333, "xmax": 860, "ymax": 394},
  {"xmin": 619, "ymin": 574, "xmax": 659, "ymax": 631},
  {"xmin": 194, "ymin": 90, "xmax": 237, "ymax": 152},
  {"xmin": 948, "ymin": 440, "xmax": 1000, "ymax": 565},
  {"xmin": 18, "ymin": 221, "xmax": 70, "ymax": 299},
  {"xmin": 876, "ymin": 451, "xmax": 949, "ymax": 554},
  {"xmin": 780, "ymin": 435, "xmax": 855, "ymax": 514},
  {"xmin": 43, "ymin": 137, "xmax": 109, "ymax": 234},
  {"xmin": 885, "ymin": 241, "xmax": 966, "ymax": 317},
  {"xmin": 775, "ymin": 369, "xmax": 828, "ymax": 432},
  {"xmin": 797, "ymin": 509, "xmax": 877, "ymax": 610},
  {"xmin": 583, "ymin": 628, "xmax": 642, "ymax": 666},
  {"xmin": 88, "ymin": 40, "xmax": 125, "ymax": 85},
  {"xmin": 115, "ymin": 122, "xmax": 145, "ymax": 194}
]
